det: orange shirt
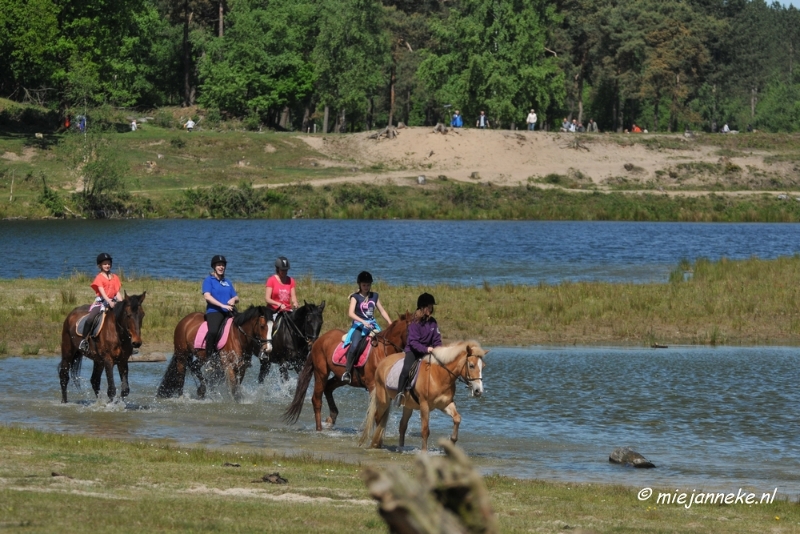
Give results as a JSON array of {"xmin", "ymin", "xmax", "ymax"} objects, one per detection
[{"xmin": 91, "ymin": 273, "xmax": 121, "ymax": 300}]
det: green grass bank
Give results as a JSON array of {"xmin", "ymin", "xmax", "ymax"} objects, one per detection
[
  {"xmin": 3, "ymin": 256, "xmax": 800, "ymax": 358},
  {"xmin": 1, "ymin": 426, "xmax": 797, "ymax": 533}
]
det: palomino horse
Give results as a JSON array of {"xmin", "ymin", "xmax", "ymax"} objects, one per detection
[
  {"xmin": 359, "ymin": 340, "xmax": 488, "ymax": 451},
  {"xmin": 156, "ymin": 306, "xmax": 269, "ymax": 402},
  {"xmin": 59, "ymin": 292, "xmax": 146, "ymax": 403},
  {"xmin": 255, "ymin": 301, "xmax": 325, "ymax": 383},
  {"xmin": 283, "ymin": 313, "xmax": 411, "ymax": 430}
]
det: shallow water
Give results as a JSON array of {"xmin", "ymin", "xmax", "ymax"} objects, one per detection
[{"xmin": 4, "ymin": 345, "xmax": 799, "ymax": 498}]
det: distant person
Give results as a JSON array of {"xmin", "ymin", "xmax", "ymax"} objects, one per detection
[
  {"xmin": 577, "ymin": 122, "xmax": 585, "ymax": 133},
  {"xmin": 587, "ymin": 119, "xmax": 599, "ymax": 132},
  {"xmin": 711, "ymin": 120, "xmax": 718, "ymax": 133},
  {"xmin": 80, "ymin": 253, "xmax": 122, "ymax": 352},
  {"xmin": 264, "ymin": 256, "xmax": 299, "ymax": 353},
  {"xmin": 185, "ymin": 119, "xmax": 195, "ymax": 132},
  {"xmin": 202, "ymin": 255, "xmax": 238, "ymax": 359},
  {"xmin": 341, "ymin": 271, "xmax": 392, "ymax": 384},
  {"xmin": 64, "ymin": 115, "xmax": 71, "ymax": 130},
  {"xmin": 526, "ymin": 109, "xmax": 537, "ymax": 131},
  {"xmin": 747, "ymin": 124, "xmax": 753, "ymax": 132},
  {"xmin": 476, "ymin": 111, "xmax": 490, "ymax": 129},
  {"xmin": 569, "ymin": 119, "xmax": 577, "ymax": 133},
  {"xmin": 78, "ymin": 116, "xmax": 86, "ymax": 132},
  {"xmin": 561, "ymin": 118, "xmax": 570, "ymax": 132},
  {"xmin": 131, "ymin": 120, "xmax": 137, "ymax": 131},
  {"xmin": 632, "ymin": 124, "xmax": 642, "ymax": 133},
  {"xmin": 451, "ymin": 110, "xmax": 463, "ymax": 128},
  {"xmin": 722, "ymin": 123, "xmax": 730, "ymax": 133}
]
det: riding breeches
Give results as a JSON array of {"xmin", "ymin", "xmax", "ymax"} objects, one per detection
[{"xmin": 205, "ymin": 312, "xmax": 226, "ymax": 354}]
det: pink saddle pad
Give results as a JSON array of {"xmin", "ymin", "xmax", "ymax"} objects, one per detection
[
  {"xmin": 332, "ymin": 341, "xmax": 372, "ymax": 368},
  {"xmin": 194, "ymin": 318, "xmax": 234, "ymax": 350}
]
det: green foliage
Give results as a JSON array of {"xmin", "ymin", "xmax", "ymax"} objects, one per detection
[
  {"xmin": 37, "ymin": 174, "xmax": 65, "ymax": 217},
  {"xmin": 180, "ymin": 182, "xmax": 294, "ymax": 217},
  {"xmin": 334, "ymin": 185, "xmax": 390, "ymax": 209},
  {"xmin": 68, "ymin": 133, "xmax": 130, "ymax": 217}
]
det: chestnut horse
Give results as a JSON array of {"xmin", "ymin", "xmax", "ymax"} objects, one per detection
[
  {"xmin": 255, "ymin": 301, "xmax": 325, "ymax": 383},
  {"xmin": 156, "ymin": 306, "xmax": 269, "ymax": 402},
  {"xmin": 283, "ymin": 313, "xmax": 411, "ymax": 430},
  {"xmin": 359, "ymin": 340, "xmax": 488, "ymax": 451},
  {"xmin": 59, "ymin": 292, "xmax": 146, "ymax": 403}
]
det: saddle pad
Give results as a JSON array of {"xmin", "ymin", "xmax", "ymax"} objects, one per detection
[
  {"xmin": 386, "ymin": 358, "xmax": 420, "ymax": 391},
  {"xmin": 75, "ymin": 312, "xmax": 105, "ymax": 338},
  {"xmin": 331, "ymin": 341, "xmax": 372, "ymax": 368},
  {"xmin": 194, "ymin": 318, "xmax": 234, "ymax": 350}
]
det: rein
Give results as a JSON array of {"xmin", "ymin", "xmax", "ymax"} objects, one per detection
[{"xmin": 375, "ymin": 322, "xmax": 406, "ymax": 354}]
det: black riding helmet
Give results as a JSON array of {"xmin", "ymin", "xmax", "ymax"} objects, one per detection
[
  {"xmin": 275, "ymin": 257, "xmax": 290, "ymax": 271},
  {"xmin": 357, "ymin": 271, "xmax": 373, "ymax": 284},
  {"xmin": 210, "ymin": 254, "xmax": 227, "ymax": 267},
  {"xmin": 96, "ymin": 252, "xmax": 112, "ymax": 266},
  {"xmin": 417, "ymin": 292, "xmax": 436, "ymax": 309}
]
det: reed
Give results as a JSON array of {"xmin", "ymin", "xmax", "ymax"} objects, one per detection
[
  {"xmin": 3, "ymin": 256, "xmax": 800, "ymax": 357},
  {"xmin": 0, "ymin": 425, "xmax": 795, "ymax": 533}
]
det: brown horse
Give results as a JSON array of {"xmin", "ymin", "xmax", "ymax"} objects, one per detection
[
  {"xmin": 283, "ymin": 313, "xmax": 411, "ymax": 430},
  {"xmin": 156, "ymin": 306, "xmax": 269, "ymax": 402},
  {"xmin": 359, "ymin": 340, "xmax": 488, "ymax": 451},
  {"xmin": 59, "ymin": 292, "xmax": 146, "ymax": 403}
]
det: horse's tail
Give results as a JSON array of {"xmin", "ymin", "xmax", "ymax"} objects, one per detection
[
  {"xmin": 282, "ymin": 351, "xmax": 314, "ymax": 424},
  {"xmin": 156, "ymin": 353, "xmax": 183, "ymax": 398},
  {"xmin": 358, "ymin": 388, "xmax": 380, "ymax": 447}
]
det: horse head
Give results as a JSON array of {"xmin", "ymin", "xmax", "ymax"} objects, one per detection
[
  {"xmin": 234, "ymin": 306, "xmax": 271, "ymax": 353},
  {"xmin": 117, "ymin": 291, "xmax": 146, "ymax": 349},
  {"xmin": 464, "ymin": 341, "xmax": 488, "ymax": 398},
  {"xmin": 301, "ymin": 300, "xmax": 325, "ymax": 343},
  {"xmin": 381, "ymin": 311, "xmax": 411, "ymax": 353}
]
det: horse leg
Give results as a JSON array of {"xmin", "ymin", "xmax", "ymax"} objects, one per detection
[
  {"xmin": 257, "ymin": 358, "xmax": 271, "ymax": 384},
  {"xmin": 311, "ymin": 369, "xmax": 328, "ymax": 431},
  {"xmin": 117, "ymin": 359, "xmax": 130, "ymax": 399},
  {"xmin": 370, "ymin": 392, "xmax": 392, "ymax": 449},
  {"xmin": 280, "ymin": 363, "xmax": 290, "ymax": 383},
  {"xmin": 398, "ymin": 407, "xmax": 414, "ymax": 448},
  {"xmin": 59, "ymin": 356, "xmax": 72, "ymax": 403},
  {"xmin": 419, "ymin": 402, "xmax": 431, "ymax": 451},
  {"xmin": 226, "ymin": 363, "xmax": 241, "ymax": 403},
  {"xmin": 443, "ymin": 402, "xmax": 461, "ymax": 444},
  {"xmin": 104, "ymin": 359, "xmax": 117, "ymax": 401},
  {"xmin": 323, "ymin": 378, "xmax": 342, "ymax": 427},
  {"xmin": 90, "ymin": 361, "xmax": 103, "ymax": 397},
  {"xmin": 187, "ymin": 356, "xmax": 206, "ymax": 398}
]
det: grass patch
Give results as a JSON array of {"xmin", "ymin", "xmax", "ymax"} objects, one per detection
[
  {"xmin": 7, "ymin": 256, "xmax": 800, "ymax": 356},
  {"xmin": 1, "ymin": 425, "xmax": 797, "ymax": 533}
]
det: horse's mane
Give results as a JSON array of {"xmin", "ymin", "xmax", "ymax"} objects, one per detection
[
  {"xmin": 428, "ymin": 340, "xmax": 484, "ymax": 366},
  {"xmin": 234, "ymin": 305, "xmax": 266, "ymax": 326}
]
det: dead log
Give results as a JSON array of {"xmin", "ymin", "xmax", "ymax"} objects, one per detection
[
  {"xmin": 432, "ymin": 122, "xmax": 448, "ymax": 134},
  {"xmin": 363, "ymin": 439, "xmax": 498, "ymax": 534},
  {"xmin": 368, "ymin": 125, "xmax": 399, "ymax": 140}
]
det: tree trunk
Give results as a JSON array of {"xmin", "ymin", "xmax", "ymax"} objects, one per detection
[
  {"xmin": 279, "ymin": 106, "xmax": 290, "ymax": 129},
  {"xmin": 367, "ymin": 97, "xmax": 373, "ymax": 131},
  {"xmin": 218, "ymin": 1, "xmax": 223, "ymax": 37},
  {"xmin": 183, "ymin": 2, "xmax": 192, "ymax": 107},
  {"xmin": 750, "ymin": 86, "xmax": 758, "ymax": 118},
  {"xmin": 388, "ymin": 64, "xmax": 396, "ymax": 127},
  {"xmin": 301, "ymin": 105, "xmax": 311, "ymax": 133},
  {"xmin": 577, "ymin": 74, "xmax": 584, "ymax": 125},
  {"xmin": 323, "ymin": 105, "xmax": 329, "ymax": 134},
  {"xmin": 653, "ymin": 92, "xmax": 659, "ymax": 133}
]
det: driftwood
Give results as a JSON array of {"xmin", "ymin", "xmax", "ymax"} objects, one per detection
[
  {"xmin": 363, "ymin": 439, "xmax": 498, "ymax": 534},
  {"xmin": 368, "ymin": 125, "xmax": 399, "ymax": 140},
  {"xmin": 563, "ymin": 137, "xmax": 590, "ymax": 151},
  {"xmin": 432, "ymin": 122, "xmax": 449, "ymax": 134}
]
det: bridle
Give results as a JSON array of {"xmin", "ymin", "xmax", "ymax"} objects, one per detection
[
  {"xmin": 428, "ymin": 350, "xmax": 482, "ymax": 388},
  {"xmin": 374, "ymin": 320, "xmax": 407, "ymax": 354}
]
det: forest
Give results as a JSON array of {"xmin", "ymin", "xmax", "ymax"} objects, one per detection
[{"xmin": 0, "ymin": 0, "xmax": 798, "ymax": 134}]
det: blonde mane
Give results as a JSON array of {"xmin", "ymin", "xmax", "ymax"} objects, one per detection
[{"xmin": 427, "ymin": 340, "xmax": 484, "ymax": 366}]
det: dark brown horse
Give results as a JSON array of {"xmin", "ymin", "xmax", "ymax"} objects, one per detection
[
  {"xmin": 59, "ymin": 292, "xmax": 146, "ymax": 403},
  {"xmin": 255, "ymin": 301, "xmax": 325, "ymax": 383},
  {"xmin": 156, "ymin": 306, "xmax": 269, "ymax": 402},
  {"xmin": 283, "ymin": 313, "xmax": 410, "ymax": 430}
]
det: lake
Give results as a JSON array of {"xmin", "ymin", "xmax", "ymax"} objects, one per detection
[{"xmin": 2, "ymin": 219, "xmax": 800, "ymax": 285}]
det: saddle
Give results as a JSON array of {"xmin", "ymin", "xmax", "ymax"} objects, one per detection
[
  {"xmin": 193, "ymin": 318, "xmax": 234, "ymax": 350},
  {"xmin": 75, "ymin": 311, "xmax": 105, "ymax": 339},
  {"xmin": 332, "ymin": 335, "xmax": 373, "ymax": 368},
  {"xmin": 387, "ymin": 358, "xmax": 421, "ymax": 391}
]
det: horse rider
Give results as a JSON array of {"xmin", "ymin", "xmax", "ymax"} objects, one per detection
[
  {"xmin": 202, "ymin": 255, "xmax": 239, "ymax": 358},
  {"xmin": 342, "ymin": 271, "xmax": 392, "ymax": 384},
  {"xmin": 80, "ymin": 252, "xmax": 122, "ymax": 352},
  {"xmin": 396, "ymin": 292, "xmax": 442, "ymax": 405},
  {"xmin": 264, "ymin": 256, "xmax": 299, "ymax": 353}
]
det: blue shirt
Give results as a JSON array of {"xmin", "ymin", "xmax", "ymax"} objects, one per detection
[{"xmin": 202, "ymin": 274, "xmax": 237, "ymax": 314}]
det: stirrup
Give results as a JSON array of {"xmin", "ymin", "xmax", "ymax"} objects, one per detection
[
  {"xmin": 79, "ymin": 339, "xmax": 89, "ymax": 353},
  {"xmin": 395, "ymin": 392, "xmax": 405, "ymax": 407},
  {"xmin": 341, "ymin": 371, "xmax": 352, "ymax": 384}
]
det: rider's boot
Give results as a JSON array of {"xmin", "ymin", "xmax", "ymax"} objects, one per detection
[{"xmin": 342, "ymin": 346, "xmax": 357, "ymax": 384}]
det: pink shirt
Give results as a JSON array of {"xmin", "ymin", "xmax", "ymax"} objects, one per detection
[{"xmin": 266, "ymin": 274, "xmax": 295, "ymax": 311}]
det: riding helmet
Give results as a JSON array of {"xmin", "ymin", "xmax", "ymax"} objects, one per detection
[
  {"xmin": 357, "ymin": 271, "xmax": 373, "ymax": 284},
  {"xmin": 210, "ymin": 254, "xmax": 227, "ymax": 267},
  {"xmin": 275, "ymin": 257, "xmax": 290, "ymax": 271},
  {"xmin": 96, "ymin": 252, "xmax": 112, "ymax": 265},
  {"xmin": 417, "ymin": 292, "xmax": 436, "ymax": 309}
]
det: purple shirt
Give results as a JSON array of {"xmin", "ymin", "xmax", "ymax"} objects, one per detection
[{"xmin": 405, "ymin": 317, "xmax": 442, "ymax": 356}]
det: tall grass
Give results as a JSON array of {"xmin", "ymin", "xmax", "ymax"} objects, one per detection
[{"xmin": 4, "ymin": 256, "xmax": 800, "ymax": 356}]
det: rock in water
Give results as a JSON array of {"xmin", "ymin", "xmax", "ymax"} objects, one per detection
[{"xmin": 609, "ymin": 447, "xmax": 656, "ymax": 468}]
